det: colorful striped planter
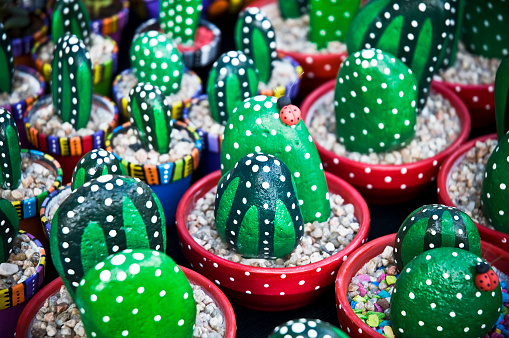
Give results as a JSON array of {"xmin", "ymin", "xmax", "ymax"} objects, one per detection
[
  {"xmin": 40, "ymin": 183, "xmax": 71, "ymax": 240},
  {"xmin": 9, "ymin": 9, "xmax": 49, "ymax": 65}
]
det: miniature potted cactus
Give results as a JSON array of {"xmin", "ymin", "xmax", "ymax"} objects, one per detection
[
  {"xmin": 25, "ymin": 34, "xmax": 119, "ymax": 184},
  {"xmin": 107, "ymin": 82, "xmax": 202, "ymax": 225},
  {"xmin": 112, "ymin": 30, "xmax": 202, "ymax": 121},
  {"xmin": 31, "ymin": 0, "xmax": 119, "ymax": 96}
]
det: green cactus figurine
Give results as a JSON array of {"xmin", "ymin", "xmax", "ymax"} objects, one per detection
[
  {"xmin": 394, "ymin": 204, "xmax": 481, "ymax": 271},
  {"xmin": 0, "ymin": 198, "xmax": 19, "ymax": 263},
  {"xmin": 278, "ymin": 0, "xmax": 307, "ymax": 19},
  {"xmin": 207, "ymin": 51, "xmax": 259, "ymax": 125},
  {"xmin": 0, "ymin": 23, "xmax": 14, "ymax": 94},
  {"xmin": 346, "ymin": 0, "xmax": 455, "ymax": 111},
  {"xmin": 215, "ymin": 153, "xmax": 304, "ymax": 259},
  {"xmin": 334, "ymin": 48, "xmax": 418, "ymax": 154},
  {"xmin": 270, "ymin": 318, "xmax": 349, "ymax": 338},
  {"xmin": 128, "ymin": 82, "xmax": 174, "ymax": 154},
  {"xmin": 71, "ymin": 149, "xmax": 127, "ymax": 190},
  {"xmin": 0, "ymin": 108, "xmax": 21, "ymax": 190},
  {"xmin": 51, "ymin": 34, "xmax": 93, "ymax": 131},
  {"xmin": 130, "ymin": 31, "xmax": 184, "ymax": 96},
  {"xmin": 436, "ymin": 0, "xmax": 464, "ymax": 71},
  {"xmin": 391, "ymin": 247, "xmax": 502, "ymax": 337},
  {"xmin": 462, "ymin": 0, "xmax": 508, "ymax": 59},
  {"xmin": 308, "ymin": 0, "xmax": 360, "ymax": 49},
  {"xmin": 159, "ymin": 0, "xmax": 202, "ymax": 46},
  {"xmin": 50, "ymin": 175, "xmax": 167, "ymax": 296},
  {"xmin": 234, "ymin": 7, "xmax": 277, "ymax": 84},
  {"xmin": 495, "ymin": 57, "xmax": 509, "ymax": 141},
  {"xmin": 52, "ymin": 0, "xmax": 92, "ymax": 49},
  {"xmin": 75, "ymin": 249, "xmax": 196, "ymax": 338},
  {"xmin": 221, "ymin": 95, "xmax": 330, "ymax": 224}
]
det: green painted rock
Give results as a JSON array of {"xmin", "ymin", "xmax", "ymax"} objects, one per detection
[
  {"xmin": 235, "ymin": 7, "xmax": 277, "ymax": 84},
  {"xmin": 128, "ymin": 82, "xmax": 174, "ymax": 153},
  {"xmin": 394, "ymin": 204, "xmax": 481, "ymax": 271},
  {"xmin": 334, "ymin": 48, "xmax": 418, "ymax": 154},
  {"xmin": 51, "ymin": 34, "xmax": 92, "ymax": 131},
  {"xmin": 495, "ymin": 56, "xmax": 509, "ymax": 142},
  {"xmin": 50, "ymin": 175, "xmax": 166, "ymax": 297},
  {"xmin": 129, "ymin": 31, "xmax": 184, "ymax": 96},
  {"xmin": 52, "ymin": 0, "xmax": 92, "ymax": 48},
  {"xmin": 0, "ymin": 198, "xmax": 19, "ymax": 263},
  {"xmin": 278, "ymin": 0, "xmax": 307, "ymax": 19},
  {"xmin": 0, "ymin": 23, "xmax": 14, "ymax": 94},
  {"xmin": 269, "ymin": 318, "xmax": 349, "ymax": 338},
  {"xmin": 309, "ymin": 0, "xmax": 360, "ymax": 48},
  {"xmin": 463, "ymin": 0, "xmax": 509, "ymax": 59},
  {"xmin": 159, "ymin": 0, "xmax": 202, "ymax": 46},
  {"xmin": 391, "ymin": 247, "xmax": 502, "ymax": 337},
  {"xmin": 0, "ymin": 108, "xmax": 21, "ymax": 190},
  {"xmin": 71, "ymin": 149, "xmax": 127, "ymax": 190},
  {"xmin": 76, "ymin": 249, "xmax": 196, "ymax": 338},
  {"xmin": 436, "ymin": 0, "xmax": 464, "ymax": 71},
  {"xmin": 207, "ymin": 51, "xmax": 259, "ymax": 125},
  {"xmin": 346, "ymin": 0, "xmax": 455, "ymax": 111},
  {"xmin": 221, "ymin": 95, "xmax": 330, "ymax": 224},
  {"xmin": 215, "ymin": 153, "xmax": 304, "ymax": 258}
]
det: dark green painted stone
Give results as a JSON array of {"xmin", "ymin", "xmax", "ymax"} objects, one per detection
[
  {"xmin": 394, "ymin": 204, "xmax": 481, "ymax": 271},
  {"xmin": 159, "ymin": 0, "xmax": 202, "ymax": 46},
  {"xmin": 278, "ymin": 0, "xmax": 307, "ymax": 19},
  {"xmin": 52, "ymin": 0, "xmax": 92, "ymax": 48},
  {"xmin": 0, "ymin": 23, "xmax": 14, "ymax": 94},
  {"xmin": 215, "ymin": 153, "xmax": 304, "ymax": 259},
  {"xmin": 71, "ymin": 149, "xmax": 127, "ymax": 190},
  {"xmin": 495, "ymin": 56, "xmax": 509, "ymax": 141},
  {"xmin": 0, "ymin": 198, "xmax": 19, "ymax": 263},
  {"xmin": 0, "ymin": 108, "xmax": 21, "ymax": 190},
  {"xmin": 269, "ymin": 318, "xmax": 349, "ymax": 338}
]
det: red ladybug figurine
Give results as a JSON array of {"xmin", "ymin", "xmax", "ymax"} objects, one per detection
[
  {"xmin": 475, "ymin": 261, "xmax": 499, "ymax": 291},
  {"xmin": 278, "ymin": 96, "xmax": 301, "ymax": 126}
]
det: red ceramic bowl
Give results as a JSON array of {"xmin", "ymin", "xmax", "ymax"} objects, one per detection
[
  {"xmin": 335, "ymin": 234, "xmax": 509, "ymax": 338},
  {"xmin": 16, "ymin": 267, "xmax": 237, "ymax": 338},
  {"xmin": 437, "ymin": 133, "xmax": 509, "ymax": 253},
  {"xmin": 301, "ymin": 80, "xmax": 471, "ymax": 204},
  {"xmin": 175, "ymin": 170, "xmax": 370, "ymax": 311}
]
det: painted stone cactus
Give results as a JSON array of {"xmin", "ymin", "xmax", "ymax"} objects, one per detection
[
  {"xmin": 51, "ymin": 34, "xmax": 93, "ymax": 131},
  {"xmin": 52, "ymin": 0, "xmax": 92, "ymax": 48},
  {"xmin": 495, "ymin": 56, "xmax": 509, "ymax": 141},
  {"xmin": 50, "ymin": 175, "xmax": 167, "ymax": 296},
  {"xmin": 346, "ymin": 0, "xmax": 455, "ymax": 110},
  {"xmin": 215, "ymin": 153, "xmax": 304, "ymax": 259},
  {"xmin": 334, "ymin": 49, "xmax": 418, "ymax": 154},
  {"xmin": 75, "ymin": 249, "xmax": 196, "ymax": 338},
  {"xmin": 0, "ymin": 108, "xmax": 21, "ymax": 190},
  {"xmin": 159, "ymin": 0, "xmax": 202, "ymax": 45},
  {"xmin": 278, "ymin": 0, "xmax": 307, "ymax": 19},
  {"xmin": 270, "ymin": 318, "xmax": 349, "ymax": 338},
  {"xmin": 0, "ymin": 23, "xmax": 14, "ymax": 94},
  {"xmin": 0, "ymin": 198, "xmax": 19, "ymax": 263},
  {"xmin": 394, "ymin": 204, "xmax": 481, "ymax": 271},
  {"xmin": 207, "ymin": 51, "xmax": 259, "ymax": 125},
  {"xmin": 71, "ymin": 149, "xmax": 127, "ymax": 190},
  {"xmin": 391, "ymin": 247, "xmax": 502, "ymax": 337},
  {"xmin": 221, "ymin": 95, "xmax": 330, "ymax": 224},
  {"xmin": 130, "ymin": 31, "xmax": 184, "ymax": 96},
  {"xmin": 128, "ymin": 82, "xmax": 174, "ymax": 153},
  {"xmin": 234, "ymin": 7, "xmax": 278, "ymax": 84}
]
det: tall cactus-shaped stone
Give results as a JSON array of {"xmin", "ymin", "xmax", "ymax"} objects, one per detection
[
  {"xmin": 221, "ymin": 95, "xmax": 330, "ymax": 224},
  {"xmin": 0, "ymin": 198, "xmax": 19, "ymax": 263},
  {"xmin": 0, "ymin": 108, "xmax": 21, "ymax": 190},
  {"xmin": 215, "ymin": 153, "xmax": 304, "ymax": 259},
  {"xmin": 159, "ymin": 0, "xmax": 202, "ymax": 46},
  {"xmin": 346, "ymin": 0, "xmax": 455, "ymax": 111},
  {"xmin": 75, "ymin": 249, "xmax": 196, "ymax": 338},
  {"xmin": 0, "ymin": 23, "xmax": 14, "ymax": 94},
  {"xmin": 51, "ymin": 34, "xmax": 92, "ymax": 131},
  {"xmin": 235, "ymin": 8, "xmax": 277, "ymax": 84},
  {"xmin": 437, "ymin": 0, "xmax": 464, "ymax": 71},
  {"xmin": 50, "ymin": 175, "xmax": 167, "ymax": 297},
  {"xmin": 462, "ymin": 0, "xmax": 508, "ymax": 59},
  {"xmin": 52, "ymin": 0, "xmax": 92, "ymax": 49},
  {"xmin": 130, "ymin": 31, "xmax": 184, "ymax": 96},
  {"xmin": 207, "ymin": 51, "xmax": 259, "ymax": 125},
  {"xmin": 308, "ymin": 0, "xmax": 361, "ymax": 49},
  {"xmin": 334, "ymin": 49, "xmax": 418, "ymax": 154},
  {"xmin": 71, "ymin": 149, "xmax": 127, "ymax": 190},
  {"xmin": 495, "ymin": 57, "xmax": 509, "ymax": 141},
  {"xmin": 278, "ymin": 0, "xmax": 308, "ymax": 19},
  {"xmin": 128, "ymin": 83, "xmax": 174, "ymax": 153}
]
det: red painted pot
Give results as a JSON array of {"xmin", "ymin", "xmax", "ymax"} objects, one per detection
[
  {"xmin": 301, "ymin": 80, "xmax": 471, "ymax": 204},
  {"xmin": 437, "ymin": 133, "xmax": 509, "ymax": 253},
  {"xmin": 176, "ymin": 170, "xmax": 370, "ymax": 311},
  {"xmin": 334, "ymin": 234, "xmax": 509, "ymax": 338}
]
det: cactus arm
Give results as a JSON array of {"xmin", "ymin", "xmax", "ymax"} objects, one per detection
[
  {"xmin": 436, "ymin": 0, "xmax": 464, "ymax": 71},
  {"xmin": 159, "ymin": 0, "xmax": 203, "ymax": 45},
  {"xmin": 0, "ymin": 24, "xmax": 14, "ymax": 94},
  {"xmin": 495, "ymin": 57, "xmax": 509, "ymax": 141},
  {"xmin": 235, "ymin": 8, "xmax": 277, "ymax": 84},
  {"xmin": 0, "ymin": 108, "xmax": 21, "ymax": 190},
  {"xmin": 278, "ymin": 0, "xmax": 307, "ymax": 19},
  {"xmin": 71, "ymin": 149, "xmax": 128, "ymax": 190},
  {"xmin": 308, "ymin": 0, "xmax": 361, "ymax": 49},
  {"xmin": 0, "ymin": 198, "xmax": 19, "ymax": 263},
  {"xmin": 52, "ymin": 0, "xmax": 92, "ymax": 49}
]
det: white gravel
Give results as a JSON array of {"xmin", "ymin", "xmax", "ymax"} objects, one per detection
[
  {"xmin": 0, "ymin": 69, "xmax": 41, "ymax": 105},
  {"xmin": 258, "ymin": 58, "xmax": 298, "ymax": 90},
  {"xmin": 46, "ymin": 185, "xmax": 72, "ymax": 225},
  {"xmin": 187, "ymin": 99, "xmax": 224, "ymax": 136}
]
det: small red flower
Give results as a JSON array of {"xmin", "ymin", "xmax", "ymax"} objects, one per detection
[{"xmin": 475, "ymin": 262, "xmax": 499, "ymax": 291}]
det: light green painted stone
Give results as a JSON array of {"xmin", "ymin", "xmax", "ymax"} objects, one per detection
[{"xmin": 159, "ymin": 0, "xmax": 202, "ymax": 45}]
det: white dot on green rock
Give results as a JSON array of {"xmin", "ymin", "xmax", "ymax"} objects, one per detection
[
  {"xmin": 116, "ymin": 296, "xmax": 123, "ymax": 303},
  {"xmin": 103, "ymin": 316, "xmax": 110, "ymax": 323},
  {"xmin": 117, "ymin": 271, "xmax": 127, "ymax": 281},
  {"xmin": 155, "ymin": 269, "xmax": 161, "ymax": 277},
  {"xmin": 401, "ymin": 310, "xmax": 406, "ymax": 316},
  {"xmin": 132, "ymin": 308, "xmax": 138, "ymax": 315},
  {"xmin": 178, "ymin": 319, "xmax": 185, "ymax": 326},
  {"xmin": 122, "ymin": 331, "xmax": 128, "ymax": 336},
  {"xmin": 100, "ymin": 270, "xmax": 111, "ymax": 282},
  {"xmin": 137, "ymin": 287, "xmax": 144, "ymax": 294},
  {"xmin": 154, "ymin": 315, "xmax": 161, "ymax": 322},
  {"xmin": 431, "ymin": 303, "xmax": 436, "ymax": 308},
  {"xmin": 457, "ymin": 293, "xmax": 462, "ymax": 299},
  {"xmin": 478, "ymin": 310, "xmax": 483, "ymax": 315}
]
